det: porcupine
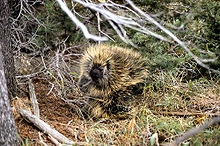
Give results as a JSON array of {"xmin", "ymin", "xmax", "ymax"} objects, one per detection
[{"xmin": 78, "ymin": 44, "xmax": 147, "ymax": 119}]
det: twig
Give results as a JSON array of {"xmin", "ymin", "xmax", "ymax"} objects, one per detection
[
  {"xmin": 170, "ymin": 117, "xmax": 220, "ymax": 146},
  {"xmin": 55, "ymin": 49, "xmax": 64, "ymax": 87},
  {"xmin": 16, "ymin": 70, "xmax": 45, "ymax": 79},
  {"xmin": 19, "ymin": 108, "xmax": 87, "ymax": 145},
  {"xmin": 146, "ymin": 116, "xmax": 152, "ymax": 136},
  {"xmin": 71, "ymin": 0, "xmax": 169, "ymax": 42},
  {"xmin": 56, "ymin": 0, "xmax": 108, "ymax": 41},
  {"xmin": 29, "ymin": 79, "xmax": 40, "ymax": 117},
  {"xmin": 38, "ymin": 132, "xmax": 48, "ymax": 146},
  {"xmin": 48, "ymin": 134, "xmax": 62, "ymax": 146},
  {"xmin": 108, "ymin": 20, "xmax": 132, "ymax": 45},
  {"xmin": 152, "ymin": 111, "xmax": 220, "ymax": 117},
  {"xmin": 97, "ymin": 12, "xmax": 115, "ymax": 42},
  {"xmin": 47, "ymin": 83, "xmax": 54, "ymax": 96},
  {"xmin": 125, "ymin": 0, "xmax": 220, "ymax": 74}
]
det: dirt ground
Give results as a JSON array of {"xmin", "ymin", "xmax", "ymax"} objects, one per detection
[{"xmin": 12, "ymin": 78, "xmax": 88, "ymax": 145}]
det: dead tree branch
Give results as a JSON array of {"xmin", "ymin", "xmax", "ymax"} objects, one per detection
[
  {"xmin": 152, "ymin": 111, "xmax": 220, "ymax": 117},
  {"xmin": 55, "ymin": 0, "xmax": 219, "ymax": 74},
  {"xmin": 170, "ymin": 117, "xmax": 220, "ymax": 146},
  {"xmin": 56, "ymin": 0, "xmax": 108, "ymax": 41},
  {"xmin": 19, "ymin": 108, "xmax": 87, "ymax": 145},
  {"xmin": 125, "ymin": 0, "xmax": 219, "ymax": 74},
  {"xmin": 28, "ymin": 79, "xmax": 39, "ymax": 117},
  {"xmin": 56, "ymin": 0, "xmax": 170, "ymax": 44}
]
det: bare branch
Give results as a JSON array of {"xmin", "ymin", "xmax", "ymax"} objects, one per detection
[
  {"xmin": 56, "ymin": 0, "xmax": 108, "ymax": 41},
  {"xmin": 125, "ymin": 0, "xmax": 220, "ymax": 74},
  {"xmin": 58, "ymin": 0, "xmax": 219, "ymax": 73},
  {"xmin": 29, "ymin": 79, "xmax": 39, "ymax": 117},
  {"xmin": 19, "ymin": 108, "xmax": 87, "ymax": 145},
  {"xmin": 170, "ymin": 117, "xmax": 220, "ymax": 146},
  {"xmin": 71, "ymin": 0, "xmax": 169, "ymax": 42},
  {"xmin": 152, "ymin": 111, "xmax": 220, "ymax": 117},
  {"xmin": 108, "ymin": 20, "xmax": 135, "ymax": 47},
  {"xmin": 97, "ymin": 12, "xmax": 115, "ymax": 42}
]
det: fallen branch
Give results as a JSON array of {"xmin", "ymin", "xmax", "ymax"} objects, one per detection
[
  {"xmin": 170, "ymin": 117, "xmax": 220, "ymax": 146},
  {"xmin": 48, "ymin": 134, "xmax": 62, "ymax": 146},
  {"xmin": 29, "ymin": 79, "xmax": 39, "ymax": 117},
  {"xmin": 152, "ymin": 111, "xmax": 220, "ymax": 117},
  {"xmin": 19, "ymin": 109, "xmax": 87, "ymax": 145}
]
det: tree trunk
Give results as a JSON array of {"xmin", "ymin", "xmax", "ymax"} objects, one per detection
[
  {"xmin": 0, "ymin": 0, "xmax": 17, "ymax": 98},
  {"xmin": 0, "ymin": 0, "xmax": 20, "ymax": 145},
  {"xmin": 0, "ymin": 46, "xmax": 19, "ymax": 145}
]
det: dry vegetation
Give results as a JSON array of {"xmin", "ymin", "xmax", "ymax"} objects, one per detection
[
  {"xmin": 10, "ymin": 0, "xmax": 220, "ymax": 145},
  {"xmin": 12, "ymin": 71, "xmax": 219, "ymax": 145}
]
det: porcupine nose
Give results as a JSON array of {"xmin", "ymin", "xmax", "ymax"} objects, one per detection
[{"xmin": 90, "ymin": 67, "xmax": 103, "ymax": 82}]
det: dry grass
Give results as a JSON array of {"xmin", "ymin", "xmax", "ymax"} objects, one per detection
[{"xmin": 13, "ymin": 69, "xmax": 220, "ymax": 145}]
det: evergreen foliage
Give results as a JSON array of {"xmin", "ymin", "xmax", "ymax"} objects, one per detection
[
  {"xmin": 32, "ymin": 0, "xmax": 83, "ymax": 49},
  {"xmin": 30, "ymin": 0, "xmax": 219, "ymax": 76}
]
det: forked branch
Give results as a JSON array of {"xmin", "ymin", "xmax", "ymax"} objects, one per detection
[{"xmin": 56, "ymin": 0, "xmax": 219, "ymax": 74}]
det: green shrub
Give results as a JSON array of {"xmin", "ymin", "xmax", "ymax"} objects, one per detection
[{"xmin": 30, "ymin": 0, "xmax": 84, "ymax": 49}]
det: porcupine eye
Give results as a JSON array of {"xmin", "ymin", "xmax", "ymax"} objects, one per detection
[{"xmin": 89, "ymin": 67, "xmax": 103, "ymax": 82}]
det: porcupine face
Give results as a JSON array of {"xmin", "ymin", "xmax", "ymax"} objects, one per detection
[
  {"xmin": 89, "ymin": 62, "xmax": 111, "ymax": 84},
  {"xmin": 78, "ymin": 49, "xmax": 112, "ymax": 95},
  {"xmin": 78, "ymin": 65, "xmax": 109, "ymax": 93}
]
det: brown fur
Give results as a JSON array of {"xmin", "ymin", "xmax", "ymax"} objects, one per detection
[{"xmin": 78, "ymin": 44, "xmax": 147, "ymax": 119}]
